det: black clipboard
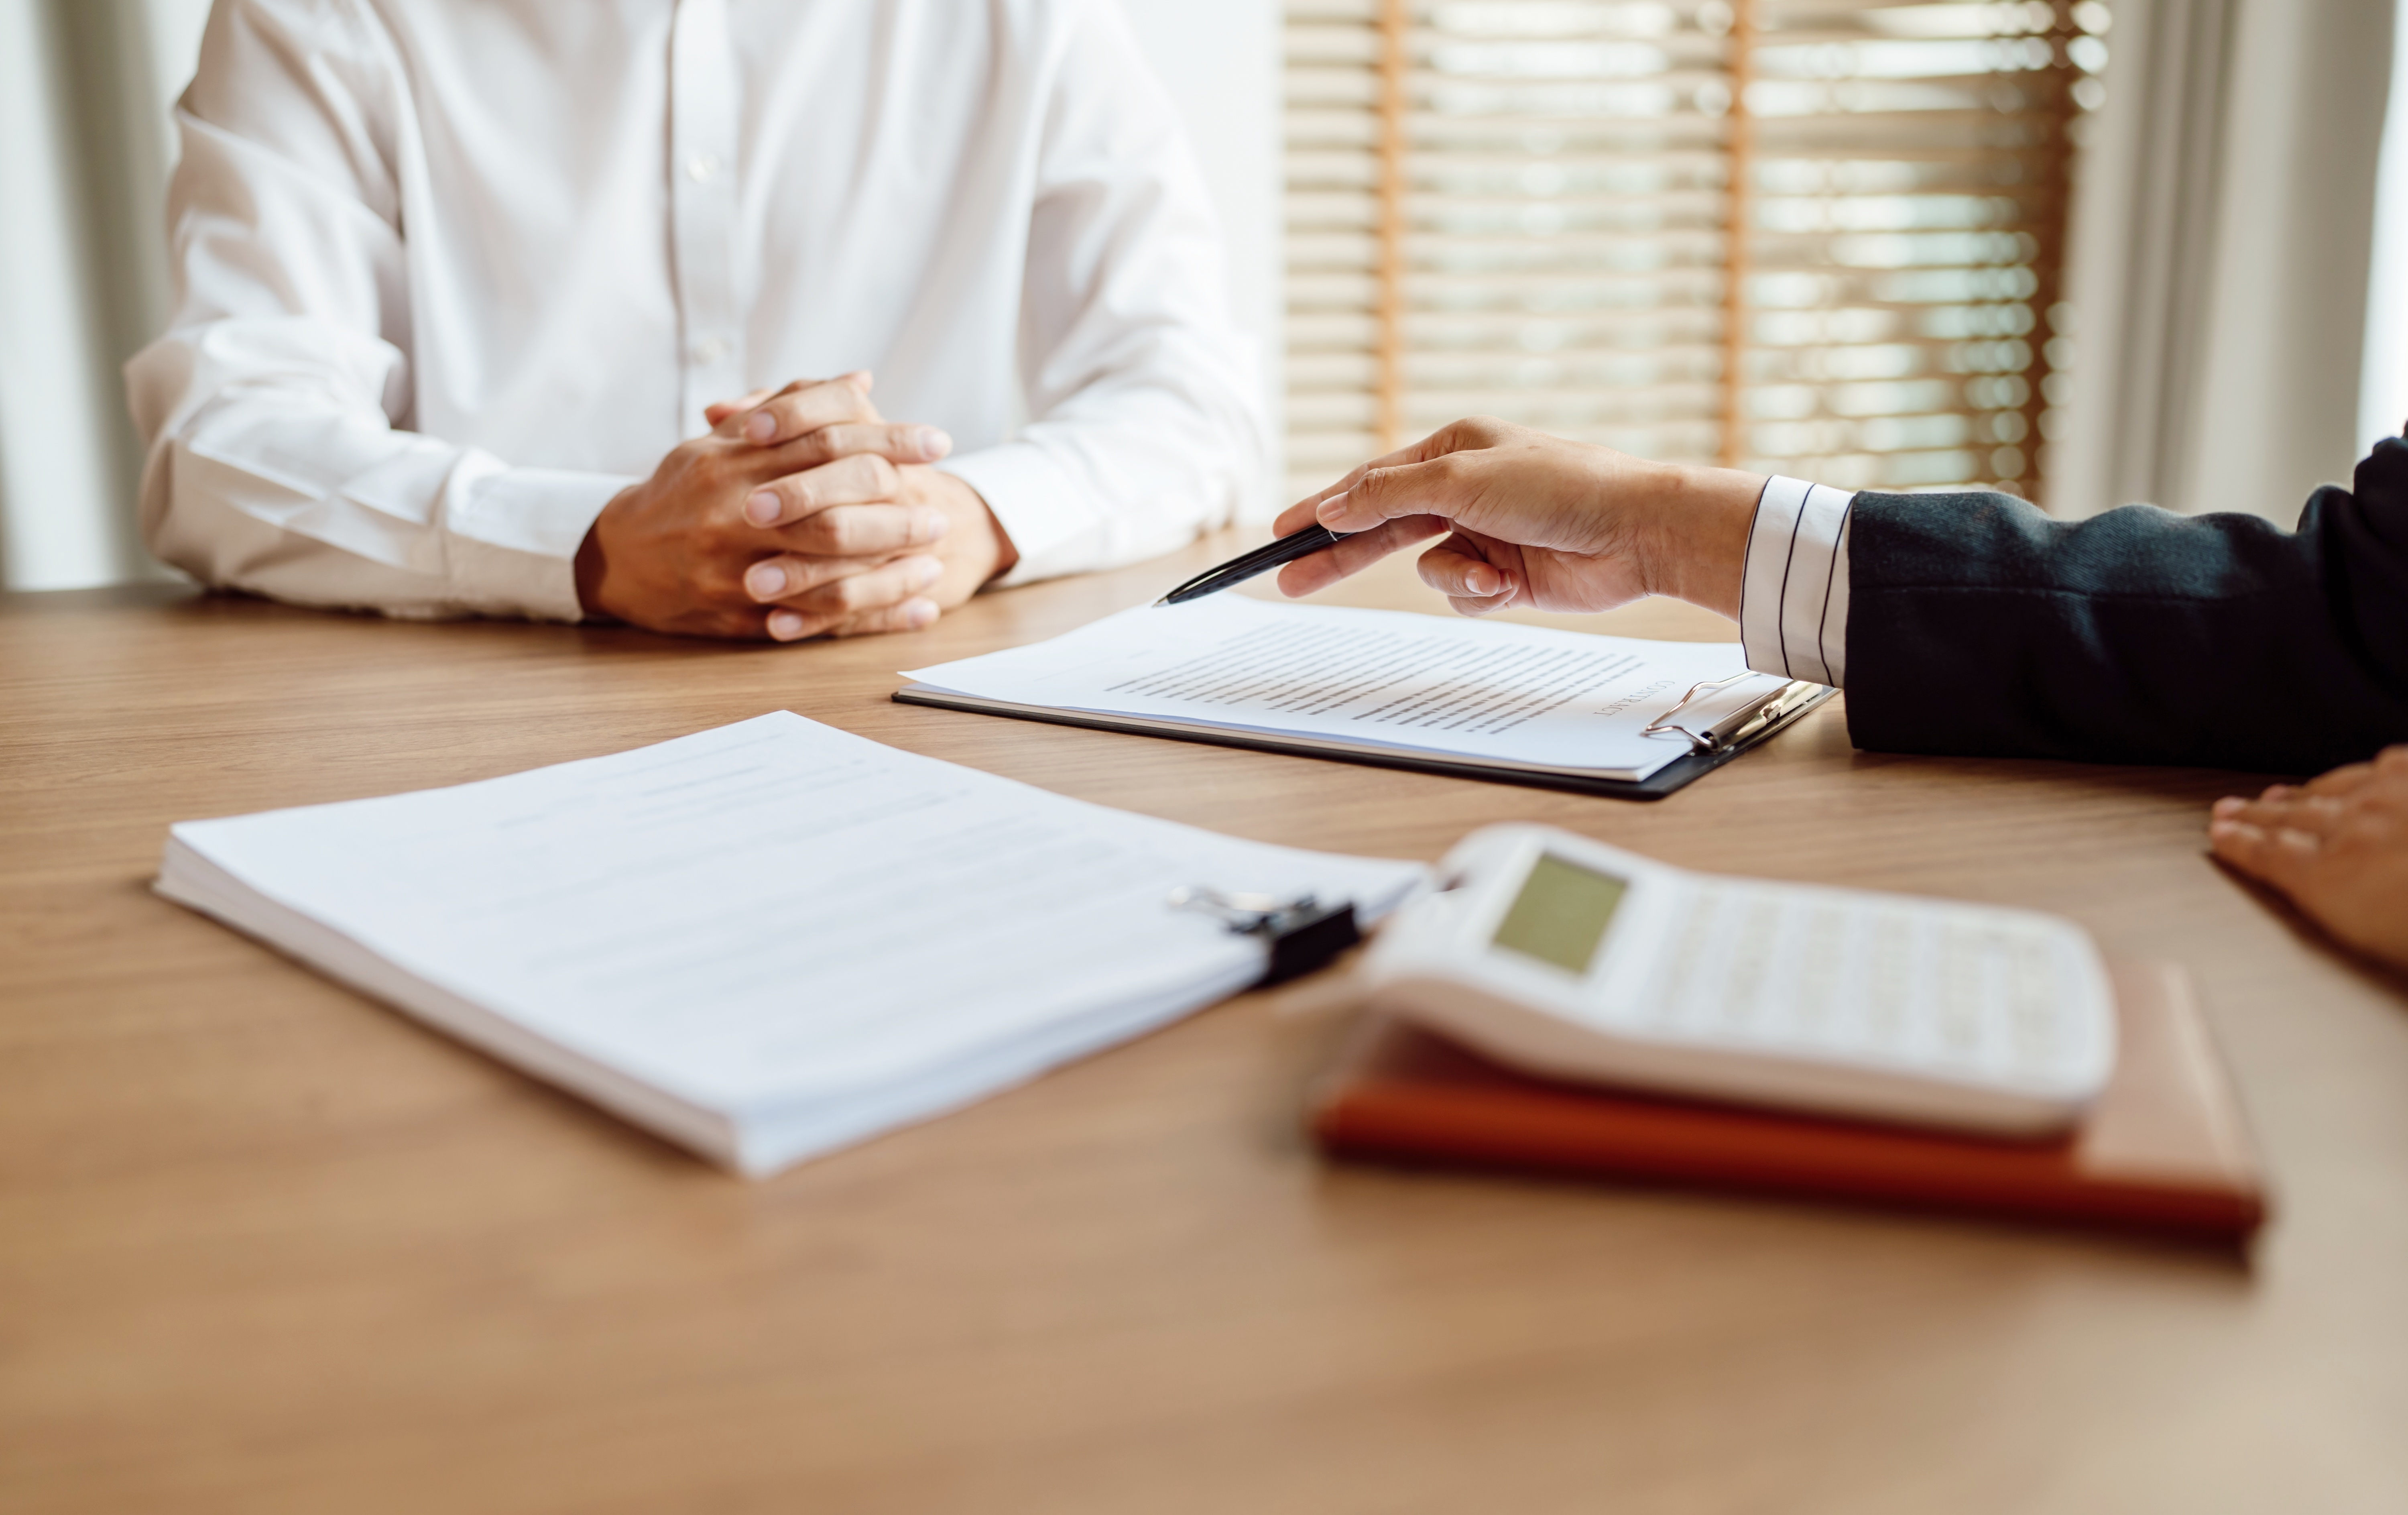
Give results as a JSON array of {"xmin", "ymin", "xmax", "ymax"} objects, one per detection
[{"xmin": 891, "ymin": 679, "xmax": 1836, "ymax": 802}]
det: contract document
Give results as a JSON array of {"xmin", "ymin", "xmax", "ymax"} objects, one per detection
[
  {"xmin": 900, "ymin": 596, "xmax": 1822, "ymax": 793},
  {"xmin": 156, "ymin": 713, "xmax": 1424, "ymax": 1175}
]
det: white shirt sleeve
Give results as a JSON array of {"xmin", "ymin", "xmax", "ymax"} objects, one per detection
[
  {"xmin": 126, "ymin": 1, "xmax": 626, "ymax": 624},
  {"xmin": 937, "ymin": 2, "xmax": 1269, "ymax": 586},
  {"xmin": 1738, "ymin": 476, "xmax": 1856, "ymax": 687}
]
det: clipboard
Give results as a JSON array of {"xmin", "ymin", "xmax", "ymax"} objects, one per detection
[{"xmin": 892, "ymin": 677, "xmax": 1836, "ymax": 801}]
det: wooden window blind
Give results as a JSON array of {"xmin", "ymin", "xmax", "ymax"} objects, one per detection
[{"xmin": 1281, "ymin": 0, "xmax": 2111, "ymax": 505}]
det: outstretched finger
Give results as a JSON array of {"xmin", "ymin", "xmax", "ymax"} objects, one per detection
[
  {"xmin": 1418, "ymin": 535, "xmax": 1519, "ymax": 601},
  {"xmin": 1273, "ymin": 419, "xmax": 1525, "ymax": 537},
  {"xmin": 742, "ymin": 452, "xmax": 911, "ymax": 527},
  {"xmin": 825, "ymin": 597, "xmax": 943, "ymax": 639},
  {"xmin": 713, "ymin": 376, "xmax": 844, "ymax": 434},
  {"xmin": 1445, "ymin": 593, "xmax": 1515, "ymax": 616},
  {"xmin": 756, "ymin": 421, "xmax": 952, "ymax": 478},
  {"xmin": 763, "ymin": 556, "xmax": 944, "ymax": 640},
  {"xmin": 1273, "ymin": 465, "xmax": 1370, "ymax": 536},
  {"xmin": 742, "ymin": 552, "xmax": 890, "ymax": 605},
  {"xmin": 705, "ymin": 387, "xmax": 778, "ymax": 428},
  {"xmin": 2208, "ymin": 816, "xmax": 2321, "ymax": 896},
  {"xmin": 2302, "ymin": 760, "xmax": 2380, "ymax": 798},
  {"xmin": 1312, "ymin": 454, "xmax": 1491, "ymax": 534},
  {"xmin": 2223, "ymin": 793, "xmax": 2347, "ymax": 838},
  {"xmin": 777, "ymin": 502, "xmax": 952, "ymax": 559},
  {"xmin": 732, "ymin": 372, "xmax": 881, "ymax": 446},
  {"xmin": 1274, "ymin": 514, "xmax": 1449, "ymax": 597}
]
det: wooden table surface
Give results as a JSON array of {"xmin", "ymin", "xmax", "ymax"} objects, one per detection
[{"xmin": 5, "ymin": 532, "xmax": 2406, "ymax": 1513}]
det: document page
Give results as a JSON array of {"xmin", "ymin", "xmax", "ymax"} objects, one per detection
[
  {"xmin": 905, "ymin": 596, "xmax": 1792, "ymax": 781},
  {"xmin": 162, "ymin": 714, "xmax": 1423, "ymax": 1168}
]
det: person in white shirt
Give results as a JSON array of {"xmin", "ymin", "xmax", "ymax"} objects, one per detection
[{"xmin": 126, "ymin": 0, "xmax": 1266, "ymax": 641}]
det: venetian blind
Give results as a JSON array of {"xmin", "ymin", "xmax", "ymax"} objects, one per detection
[{"xmin": 1281, "ymin": 0, "xmax": 2111, "ymax": 505}]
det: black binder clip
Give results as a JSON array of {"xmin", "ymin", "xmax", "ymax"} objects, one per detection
[{"xmin": 1168, "ymin": 886, "xmax": 1361, "ymax": 986}]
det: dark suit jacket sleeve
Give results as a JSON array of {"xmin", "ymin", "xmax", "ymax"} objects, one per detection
[{"xmin": 1841, "ymin": 437, "xmax": 2408, "ymax": 772}]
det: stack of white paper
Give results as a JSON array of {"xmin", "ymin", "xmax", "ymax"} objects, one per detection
[
  {"xmin": 904, "ymin": 596, "xmax": 1794, "ymax": 784},
  {"xmin": 158, "ymin": 713, "xmax": 1424, "ymax": 1174}
]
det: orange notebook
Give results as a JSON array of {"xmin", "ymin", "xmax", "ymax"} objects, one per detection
[{"xmin": 1311, "ymin": 962, "xmax": 2268, "ymax": 1240}]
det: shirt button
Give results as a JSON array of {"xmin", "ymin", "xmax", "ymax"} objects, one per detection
[
  {"xmin": 691, "ymin": 336, "xmax": 728, "ymax": 366},
  {"xmin": 686, "ymin": 153, "xmax": 722, "ymax": 183}
]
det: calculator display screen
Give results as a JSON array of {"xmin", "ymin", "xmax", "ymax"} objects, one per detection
[{"xmin": 1490, "ymin": 853, "xmax": 1627, "ymax": 973}]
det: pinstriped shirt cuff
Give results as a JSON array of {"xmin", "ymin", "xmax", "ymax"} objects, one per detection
[{"xmin": 1738, "ymin": 476, "xmax": 1855, "ymax": 687}]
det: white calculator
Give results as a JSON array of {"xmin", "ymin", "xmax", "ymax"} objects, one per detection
[{"xmin": 1361, "ymin": 825, "xmax": 2118, "ymax": 1137}]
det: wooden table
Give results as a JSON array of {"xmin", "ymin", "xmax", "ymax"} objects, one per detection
[{"xmin": 5, "ymin": 532, "xmax": 2406, "ymax": 1513}]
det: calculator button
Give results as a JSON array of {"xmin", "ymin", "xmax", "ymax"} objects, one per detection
[
  {"xmin": 1859, "ymin": 913, "xmax": 1916, "ymax": 1052},
  {"xmin": 1713, "ymin": 897, "xmax": 1783, "ymax": 1031},
  {"xmin": 1623, "ymin": 892, "xmax": 2100, "ymax": 1096},
  {"xmin": 1643, "ymin": 887, "xmax": 1725, "ymax": 1029},
  {"xmin": 1787, "ymin": 907, "xmax": 1848, "ymax": 1038}
]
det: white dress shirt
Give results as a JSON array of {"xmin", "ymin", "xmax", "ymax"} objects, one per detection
[
  {"xmin": 1739, "ymin": 476, "xmax": 1857, "ymax": 687},
  {"xmin": 126, "ymin": 0, "xmax": 1267, "ymax": 623}
]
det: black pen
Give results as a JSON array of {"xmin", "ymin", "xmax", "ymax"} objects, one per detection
[{"xmin": 1153, "ymin": 524, "xmax": 1348, "ymax": 607}]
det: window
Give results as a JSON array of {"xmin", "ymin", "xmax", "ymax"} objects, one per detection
[{"xmin": 1281, "ymin": 0, "xmax": 2111, "ymax": 504}]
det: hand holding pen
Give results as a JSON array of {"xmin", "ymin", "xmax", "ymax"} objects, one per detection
[
  {"xmin": 1154, "ymin": 428, "xmax": 1477, "ymax": 606},
  {"xmin": 1161, "ymin": 417, "xmax": 1765, "ymax": 621}
]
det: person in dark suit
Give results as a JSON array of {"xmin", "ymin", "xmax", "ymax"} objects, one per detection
[{"xmin": 1268, "ymin": 417, "xmax": 2408, "ymax": 969}]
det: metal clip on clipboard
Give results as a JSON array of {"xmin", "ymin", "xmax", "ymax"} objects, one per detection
[
  {"xmin": 1641, "ymin": 674, "xmax": 1827, "ymax": 756},
  {"xmin": 1169, "ymin": 886, "xmax": 1362, "ymax": 986}
]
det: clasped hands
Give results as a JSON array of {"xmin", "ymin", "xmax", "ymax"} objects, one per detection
[{"xmin": 575, "ymin": 372, "xmax": 1016, "ymax": 641}]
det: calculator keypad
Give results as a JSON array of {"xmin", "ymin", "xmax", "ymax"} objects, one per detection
[{"xmin": 1612, "ymin": 883, "xmax": 2098, "ymax": 1085}]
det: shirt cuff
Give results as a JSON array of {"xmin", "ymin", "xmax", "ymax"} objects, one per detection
[
  {"xmin": 445, "ymin": 461, "xmax": 633, "ymax": 623},
  {"xmin": 1738, "ymin": 476, "xmax": 1855, "ymax": 687},
  {"xmin": 936, "ymin": 444, "xmax": 1086, "ymax": 588}
]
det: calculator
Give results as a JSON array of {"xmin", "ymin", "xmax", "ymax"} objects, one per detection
[{"xmin": 1360, "ymin": 825, "xmax": 2118, "ymax": 1137}]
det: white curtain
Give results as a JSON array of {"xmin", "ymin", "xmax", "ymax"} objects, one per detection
[
  {"xmin": 2054, "ymin": 0, "xmax": 2396, "ymax": 525},
  {"xmin": 2361, "ymin": 0, "xmax": 2408, "ymax": 454},
  {"xmin": 0, "ymin": 0, "xmax": 209, "ymax": 590}
]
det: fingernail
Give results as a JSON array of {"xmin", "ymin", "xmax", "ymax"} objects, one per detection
[
  {"xmin": 916, "ymin": 509, "xmax": 951, "ymax": 541},
  {"xmin": 746, "ymin": 412, "xmax": 778, "ymax": 445},
  {"xmin": 1466, "ymin": 566, "xmax": 1495, "ymax": 595},
  {"xmin": 2211, "ymin": 796, "xmax": 2243, "ymax": 817},
  {"xmin": 905, "ymin": 598, "xmax": 936, "ymax": 629},
  {"xmin": 745, "ymin": 490, "xmax": 780, "ymax": 526},
  {"xmin": 746, "ymin": 562, "xmax": 787, "ymax": 599},
  {"xmin": 767, "ymin": 610, "xmax": 805, "ymax": 640},
  {"xmin": 909, "ymin": 556, "xmax": 943, "ymax": 589},
  {"xmin": 1316, "ymin": 493, "xmax": 1350, "ymax": 526},
  {"xmin": 915, "ymin": 426, "xmax": 952, "ymax": 460}
]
